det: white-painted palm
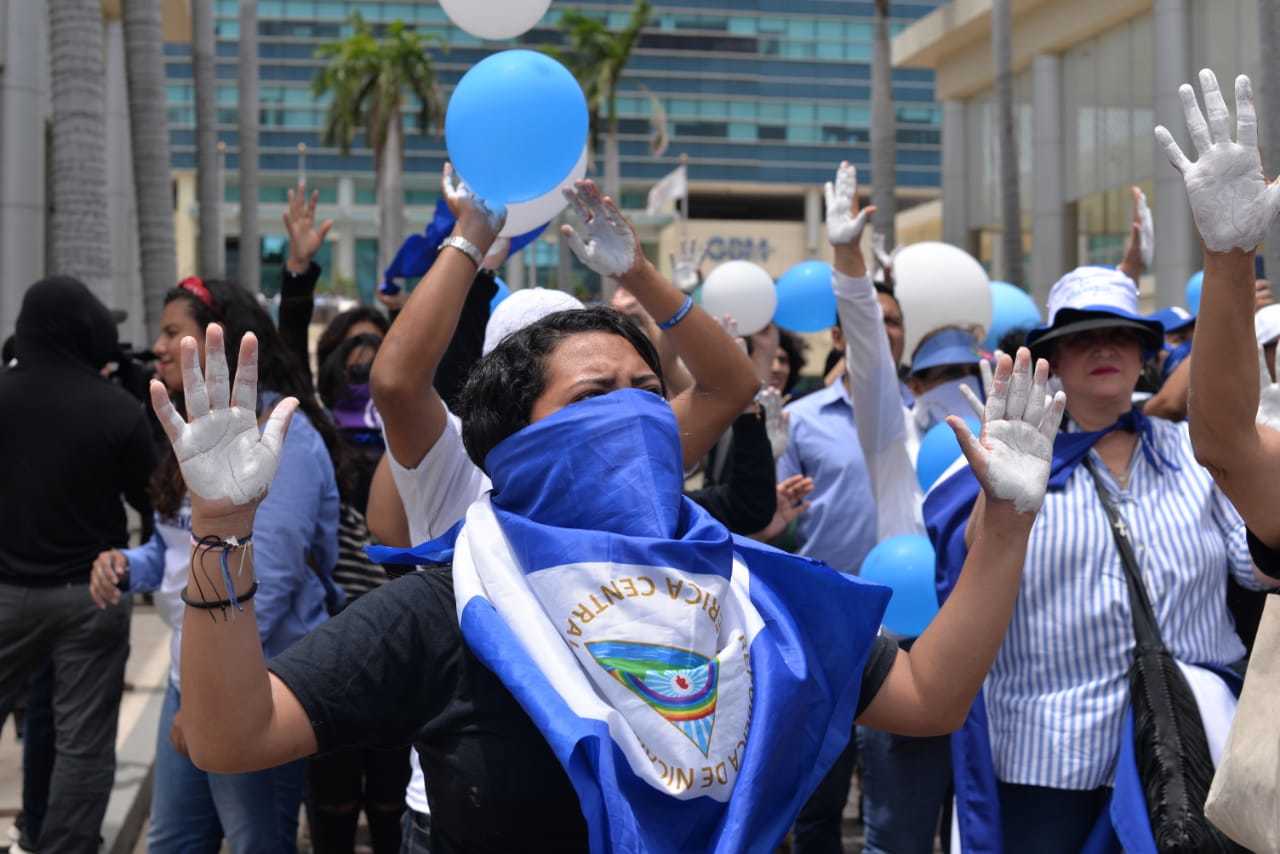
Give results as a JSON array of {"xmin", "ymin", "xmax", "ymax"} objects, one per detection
[
  {"xmin": 1155, "ymin": 70, "xmax": 1280, "ymax": 253},
  {"xmin": 441, "ymin": 162, "xmax": 507, "ymax": 235},
  {"xmin": 824, "ymin": 161, "xmax": 871, "ymax": 246},
  {"xmin": 672, "ymin": 239, "xmax": 702, "ymax": 293},
  {"xmin": 955, "ymin": 348, "xmax": 1067, "ymax": 514},
  {"xmin": 1136, "ymin": 187, "xmax": 1154, "ymax": 268},
  {"xmin": 560, "ymin": 181, "xmax": 639, "ymax": 278},
  {"xmin": 149, "ymin": 325, "xmax": 296, "ymax": 513},
  {"xmin": 756, "ymin": 386, "xmax": 789, "ymax": 460},
  {"xmin": 1257, "ymin": 346, "xmax": 1280, "ymax": 433}
]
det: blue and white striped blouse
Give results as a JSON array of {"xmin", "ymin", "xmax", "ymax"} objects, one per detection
[{"xmin": 986, "ymin": 417, "xmax": 1260, "ymax": 790}]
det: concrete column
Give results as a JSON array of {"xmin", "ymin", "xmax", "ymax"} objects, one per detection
[
  {"xmin": 0, "ymin": 0, "xmax": 49, "ymax": 339},
  {"xmin": 1153, "ymin": 0, "xmax": 1196, "ymax": 308},
  {"xmin": 505, "ymin": 247, "xmax": 526, "ymax": 290},
  {"xmin": 104, "ymin": 18, "xmax": 144, "ymax": 345},
  {"xmin": 803, "ymin": 186, "xmax": 821, "ymax": 255},
  {"xmin": 941, "ymin": 100, "xmax": 969, "ymax": 250},
  {"xmin": 1031, "ymin": 53, "xmax": 1068, "ymax": 306},
  {"xmin": 335, "ymin": 176, "xmax": 356, "ymax": 283}
]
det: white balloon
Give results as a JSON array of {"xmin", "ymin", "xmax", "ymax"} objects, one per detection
[
  {"xmin": 701, "ymin": 261, "xmax": 778, "ymax": 336},
  {"xmin": 892, "ymin": 242, "xmax": 993, "ymax": 363},
  {"xmin": 499, "ymin": 146, "xmax": 587, "ymax": 238},
  {"xmin": 439, "ymin": 0, "xmax": 551, "ymax": 41}
]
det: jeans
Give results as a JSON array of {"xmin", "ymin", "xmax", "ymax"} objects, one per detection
[
  {"xmin": 147, "ymin": 681, "xmax": 306, "ymax": 854},
  {"xmin": 306, "ymin": 743, "xmax": 410, "ymax": 854},
  {"xmin": 398, "ymin": 809, "xmax": 432, "ymax": 854},
  {"xmin": 792, "ymin": 736, "xmax": 858, "ymax": 854},
  {"xmin": 0, "ymin": 581, "xmax": 131, "ymax": 854},
  {"xmin": 20, "ymin": 662, "xmax": 57, "ymax": 849},
  {"xmin": 998, "ymin": 782, "xmax": 1112, "ymax": 854},
  {"xmin": 856, "ymin": 726, "xmax": 952, "ymax": 854}
]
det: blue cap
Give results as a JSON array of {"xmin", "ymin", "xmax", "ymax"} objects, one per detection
[
  {"xmin": 1146, "ymin": 306, "xmax": 1195, "ymax": 335},
  {"xmin": 910, "ymin": 327, "xmax": 982, "ymax": 376},
  {"xmin": 1026, "ymin": 267, "xmax": 1164, "ymax": 358}
]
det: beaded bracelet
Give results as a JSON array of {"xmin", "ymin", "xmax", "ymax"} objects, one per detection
[{"xmin": 658, "ymin": 295, "xmax": 695, "ymax": 331}]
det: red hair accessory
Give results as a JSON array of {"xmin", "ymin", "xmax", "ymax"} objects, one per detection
[{"xmin": 178, "ymin": 276, "xmax": 217, "ymax": 313}]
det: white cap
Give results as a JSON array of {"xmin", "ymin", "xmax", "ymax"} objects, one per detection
[
  {"xmin": 1045, "ymin": 266, "xmax": 1140, "ymax": 323},
  {"xmin": 482, "ymin": 288, "xmax": 584, "ymax": 356},
  {"xmin": 1256, "ymin": 304, "xmax": 1280, "ymax": 348}
]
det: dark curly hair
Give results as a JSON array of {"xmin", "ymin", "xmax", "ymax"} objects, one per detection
[
  {"xmin": 316, "ymin": 307, "xmax": 389, "ymax": 377},
  {"xmin": 457, "ymin": 306, "xmax": 665, "ymax": 472},
  {"xmin": 776, "ymin": 329, "xmax": 808, "ymax": 395},
  {"xmin": 151, "ymin": 279, "xmax": 345, "ymax": 516}
]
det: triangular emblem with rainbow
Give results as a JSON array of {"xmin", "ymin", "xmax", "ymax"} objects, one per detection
[{"xmin": 587, "ymin": 640, "xmax": 719, "ymax": 756}]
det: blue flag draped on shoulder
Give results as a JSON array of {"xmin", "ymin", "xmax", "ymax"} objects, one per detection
[
  {"xmin": 372, "ymin": 389, "xmax": 889, "ymax": 853},
  {"xmin": 923, "ymin": 409, "xmax": 1239, "ymax": 854}
]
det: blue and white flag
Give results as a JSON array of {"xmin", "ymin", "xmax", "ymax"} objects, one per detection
[{"xmin": 373, "ymin": 389, "xmax": 890, "ymax": 853}]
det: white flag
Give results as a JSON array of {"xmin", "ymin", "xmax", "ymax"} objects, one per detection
[{"xmin": 646, "ymin": 165, "xmax": 687, "ymax": 217}]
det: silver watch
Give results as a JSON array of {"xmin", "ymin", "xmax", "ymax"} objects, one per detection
[{"xmin": 439, "ymin": 236, "xmax": 484, "ymax": 268}]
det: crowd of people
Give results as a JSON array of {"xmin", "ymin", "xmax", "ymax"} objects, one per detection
[{"xmin": 2, "ymin": 68, "xmax": 1280, "ymax": 854}]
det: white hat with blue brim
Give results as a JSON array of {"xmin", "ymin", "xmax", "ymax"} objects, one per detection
[{"xmin": 1025, "ymin": 266, "xmax": 1165, "ymax": 360}]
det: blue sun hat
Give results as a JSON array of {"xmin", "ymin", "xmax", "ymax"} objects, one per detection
[
  {"xmin": 909, "ymin": 327, "xmax": 982, "ymax": 376},
  {"xmin": 1026, "ymin": 266, "xmax": 1164, "ymax": 359}
]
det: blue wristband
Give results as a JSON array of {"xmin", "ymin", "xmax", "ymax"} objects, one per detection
[{"xmin": 658, "ymin": 295, "xmax": 694, "ymax": 331}]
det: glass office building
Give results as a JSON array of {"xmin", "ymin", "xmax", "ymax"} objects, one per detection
[{"xmin": 163, "ymin": 0, "xmax": 943, "ymax": 295}]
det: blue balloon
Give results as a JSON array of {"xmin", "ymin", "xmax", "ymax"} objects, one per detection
[
  {"xmin": 984, "ymin": 281, "xmax": 1042, "ymax": 350},
  {"xmin": 774, "ymin": 261, "xmax": 836, "ymax": 333},
  {"xmin": 1186, "ymin": 270, "xmax": 1204, "ymax": 316},
  {"xmin": 859, "ymin": 535, "xmax": 939, "ymax": 637},
  {"xmin": 445, "ymin": 51, "xmax": 588, "ymax": 206},
  {"xmin": 491, "ymin": 277, "xmax": 511, "ymax": 312},
  {"xmin": 916, "ymin": 417, "xmax": 980, "ymax": 493}
]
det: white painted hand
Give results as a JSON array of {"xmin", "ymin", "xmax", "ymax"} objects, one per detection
[
  {"xmin": 1258, "ymin": 346, "xmax": 1280, "ymax": 432},
  {"xmin": 955, "ymin": 348, "xmax": 1066, "ymax": 514},
  {"xmin": 671, "ymin": 239, "xmax": 702, "ymax": 293},
  {"xmin": 561, "ymin": 180, "xmax": 641, "ymax": 278},
  {"xmin": 756, "ymin": 386, "xmax": 789, "ymax": 459},
  {"xmin": 824, "ymin": 161, "xmax": 873, "ymax": 246},
  {"xmin": 441, "ymin": 162, "xmax": 471, "ymax": 217},
  {"xmin": 442, "ymin": 162, "xmax": 506, "ymax": 243},
  {"xmin": 1155, "ymin": 70, "xmax": 1280, "ymax": 253},
  {"xmin": 871, "ymin": 228, "xmax": 894, "ymax": 282},
  {"xmin": 1136, "ymin": 187, "xmax": 1154, "ymax": 268},
  {"xmin": 149, "ymin": 326, "xmax": 297, "ymax": 516}
]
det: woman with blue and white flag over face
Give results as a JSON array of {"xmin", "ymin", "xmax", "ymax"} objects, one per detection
[{"xmin": 142, "ymin": 177, "xmax": 1065, "ymax": 854}]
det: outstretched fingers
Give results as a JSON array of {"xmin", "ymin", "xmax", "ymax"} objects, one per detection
[
  {"xmin": 1021, "ymin": 357, "xmax": 1050, "ymax": 427},
  {"xmin": 560, "ymin": 223, "xmax": 591, "ymax": 262},
  {"xmin": 1004, "ymin": 348, "xmax": 1034, "ymax": 421},
  {"xmin": 180, "ymin": 336, "xmax": 209, "ymax": 419},
  {"xmin": 205, "ymin": 324, "xmax": 230, "ymax": 410},
  {"xmin": 1155, "ymin": 125, "xmax": 1193, "ymax": 174},
  {"xmin": 960, "ymin": 381, "xmax": 986, "ymax": 422},
  {"xmin": 231, "ymin": 332, "xmax": 259, "ymax": 411},
  {"xmin": 261, "ymin": 396, "xmax": 299, "ymax": 458},
  {"xmin": 984, "ymin": 351, "xmax": 1014, "ymax": 423},
  {"xmin": 1179, "ymin": 82, "xmax": 1212, "ymax": 155},
  {"xmin": 1039, "ymin": 391, "xmax": 1068, "ymax": 442},
  {"xmin": 150, "ymin": 379, "xmax": 186, "ymax": 444},
  {"xmin": 947, "ymin": 415, "xmax": 987, "ymax": 479}
]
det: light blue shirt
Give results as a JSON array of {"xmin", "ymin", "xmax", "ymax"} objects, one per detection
[
  {"xmin": 777, "ymin": 381, "xmax": 877, "ymax": 573},
  {"xmin": 125, "ymin": 403, "xmax": 340, "ymax": 663},
  {"xmin": 986, "ymin": 418, "xmax": 1259, "ymax": 790}
]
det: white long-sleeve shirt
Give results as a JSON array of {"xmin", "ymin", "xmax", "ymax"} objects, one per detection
[{"xmin": 832, "ymin": 270, "xmax": 926, "ymax": 540}]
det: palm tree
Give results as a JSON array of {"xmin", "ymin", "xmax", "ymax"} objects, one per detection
[
  {"xmin": 192, "ymin": 0, "xmax": 223, "ymax": 276},
  {"xmin": 992, "ymin": 0, "xmax": 1024, "ymax": 285},
  {"xmin": 871, "ymin": 0, "xmax": 897, "ymax": 248},
  {"xmin": 314, "ymin": 15, "xmax": 443, "ymax": 276},
  {"xmin": 551, "ymin": 1, "xmax": 652, "ymax": 200},
  {"xmin": 238, "ymin": 0, "xmax": 260, "ymax": 291},
  {"xmin": 49, "ymin": 0, "xmax": 112, "ymax": 304},
  {"xmin": 123, "ymin": 0, "xmax": 178, "ymax": 332},
  {"xmin": 1260, "ymin": 1, "xmax": 1280, "ymax": 289}
]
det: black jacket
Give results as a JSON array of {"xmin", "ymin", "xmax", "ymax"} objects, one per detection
[
  {"xmin": 0, "ymin": 277, "xmax": 156, "ymax": 585},
  {"xmin": 688, "ymin": 412, "xmax": 777, "ymax": 535}
]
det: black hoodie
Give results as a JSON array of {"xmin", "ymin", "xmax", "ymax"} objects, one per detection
[{"xmin": 0, "ymin": 277, "xmax": 156, "ymax": 585}]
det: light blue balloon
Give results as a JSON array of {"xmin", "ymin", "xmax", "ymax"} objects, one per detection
[
  {"xmin": 445, "ymin": 50, "xmax": 588, "ymax": 205},
  {"xmin": 1185, "ymin": 270, "xmax": 1204, "ymax": 316},
  {"xmin": 491, "ymin": 277, "xmax": 510, "ymax": 313},
  {"xmin": 916, "ymin": 416, "xmax": 980, "ymax": 493},
  {"xmin": 774, "ymin": 261, "xmax": 836, "ymax": 333},
  {"xmin": 984, "ymin": 281, "xmax": 1042, "ymax": 350},
  {"xmin": 859, "ymin": 534, "xmax": 939, "ymax": 637}
]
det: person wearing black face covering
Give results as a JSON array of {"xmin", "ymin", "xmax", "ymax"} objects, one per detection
[{"xmin": 0, "ymin": 276, "xmax": 156, "ymax": 853}]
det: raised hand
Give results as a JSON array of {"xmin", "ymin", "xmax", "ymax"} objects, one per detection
[
  {"xmin": 756, "ymin": 386, "xmax": 789, "ymax": 459},
  {"xmin": 1257, "ymin": 346, "xmax": 1280, "ymax": 433},
  {"xmin": 441, "ymin": 162, "xmax": 470, "ymax": 217},
  {"xmin": 953, "ymin": 348, "xmax": 1066, "ymax": 514},
  {"xmin": 283, "ymin": 179, "xmax": 334, "ymax": 274},
  {"xmin": 671, "ymin": 239, "xmax": 702, "ymax": 293},
  {"xmin": 561, "ymin": 180, "xmax": 643, "ymax": 278},
  {"xmin": 1136, "ymin": 187, "xmax": 1154, "ymax": 268},
  {"xmin": 825, "ymin": 161, "xmax": 875, "ymax": 246},
  {"xmin": 149, "ymin": 325, "xmax": 297, "ymax": 530},
  {"xmin": 1155, "ymin": 70, "xmax": 1280, "ymax": 253},
  {"xmin": 441, "ymin": 163, "xmax": 506, "ymax": 248}
]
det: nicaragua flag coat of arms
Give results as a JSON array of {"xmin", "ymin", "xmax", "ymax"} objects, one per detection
[{"xmin": 374, "ymin": 390, "xmax": 891, "ymax": 853}]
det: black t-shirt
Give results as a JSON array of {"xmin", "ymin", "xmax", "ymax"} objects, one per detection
[
  {"xmin": 269, "ymin": 568, "xmax": 897, "ymax": 853},
  {"xmin": 1247, "ymin": 528, "xmax": 1280, "ymax": 580}
]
